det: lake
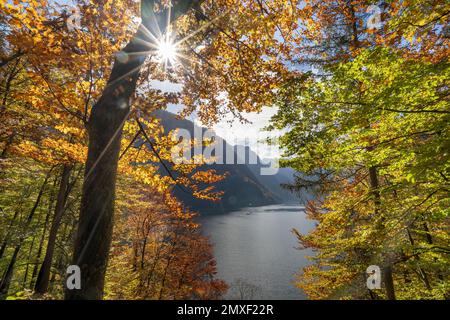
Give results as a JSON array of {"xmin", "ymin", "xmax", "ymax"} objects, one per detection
[{"xmin": 199, "ymin": 204, "xmax": 316, "ymax": 300}]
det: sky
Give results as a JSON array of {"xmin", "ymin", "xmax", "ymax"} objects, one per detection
[
  {"xmin": 150, "ymin": 79, "xmax": 284, "ymax": 160},
  {"xmin": 43, "ymin": 0, "xmax": 292, "ymax": 160},
  {"xmin": 35, "ymin": 0, "xmax": 295, "ymax": 161}
]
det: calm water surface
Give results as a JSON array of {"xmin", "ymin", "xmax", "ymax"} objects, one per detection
[{"xmin": 199, "ymin": 204, "xmax": 316, "ymax": 300}]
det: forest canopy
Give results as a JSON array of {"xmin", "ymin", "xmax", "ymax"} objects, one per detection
[{"xmin": 0, "ymin": 0, "xmax": 449, "ymax": 300}]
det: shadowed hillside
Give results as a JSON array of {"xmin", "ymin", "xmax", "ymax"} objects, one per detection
[{"xmin": 154, "ymin": 110, "xmax": 298, "ymax": 214}]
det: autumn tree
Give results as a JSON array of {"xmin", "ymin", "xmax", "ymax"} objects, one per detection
[
  {"xmin": 65, "ymin": 0, "xmax": 301, "ymax": 299},
  {"xmin": 1, "ymin": 0, "xmax": 227, "ymax": 300},
  {"xmin": 105, "ymin": 179, "xmax": 227, "ymax": 299},
  {"xmin": 269, "ymin": 0, "xmax": 449, "ymax": 299},
  {"xmin": 3, "ymin": 0, "xmax": 447, "ymax": 302}
]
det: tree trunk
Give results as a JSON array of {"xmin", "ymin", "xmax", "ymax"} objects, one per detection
[
  {"xmin": 0, "ymin": 209, "xmax": 19, "ymax": 260},
  {"xmin": 30, "ymin": 177, "xmax": 57, "ymax": 288},
  {"xmin": 0, "ymin": 170, "xmax": 51, "ymax": 298},
  {"xmin": 65, "ymin": 1, "xmax": 198, "ymax": 300},
  {"xmin": 368, "ymin": 166, "xmax": 381, "ymax": 215},
  {"xmin": 35, "ymin": 165, "xmax": 72, "ymax": 294},
  {"xmin": 64, "ymin": 41, "xmax": 142, "ymax": 300},
  {"xmin": 368, "ymin": 166, "xmax": 396, "ymax": 300},
  {"xmin": 0, "ymin": 246, "xmax": 19, "ymax": 299},
  {"xmin": 30, "ymin": 199, "xmax": 52, "ymax": 289},
  {"xmin": 22, "ymin": 228, "xmax": 40, "ymax": 288},
  {"xmin": 383, "ymin": 265, "xmax": 396, "ymax": 300},
  {"xmin": 407, "ymin": 228, "xmax": 432, "ymax": 290}
]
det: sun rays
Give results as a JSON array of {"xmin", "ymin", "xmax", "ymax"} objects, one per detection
[
  {"xmin": 133, "ymin": 5, "xmax": 231, "ymax": 73},
  {"xmin": 156, "ymin": 32, "xmax": 178, "ymax": 67}
]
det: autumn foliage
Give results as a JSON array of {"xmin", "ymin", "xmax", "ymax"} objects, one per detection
[
  {"xmin": 0, "ymin": 0, "xmax": 227, "ymax": 299},
  {"xmin": 0, "ymin": 0, "xmax": 449, "ymax": 301}
]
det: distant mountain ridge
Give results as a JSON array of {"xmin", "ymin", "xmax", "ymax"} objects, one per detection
[{"xmin": 153, "ymin": 110, "xmax": 298, "ymax": 215}]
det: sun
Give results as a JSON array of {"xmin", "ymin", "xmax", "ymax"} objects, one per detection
[{"xmin": 157, "ymin": 36, "xmax": 178, "ymax": 66}]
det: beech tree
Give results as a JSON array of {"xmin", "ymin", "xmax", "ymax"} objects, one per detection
[
  {"xmin": 1, "ymin": 0, "xmax": 226, "ymax": 299},
  {"xmin": 2, "ymin": 0, "xmax": 447, "ymax": 301},
  {"xmin": 67, "ymin": 0, "xmax": 300, "ymax": 299},
  {"xmin": 269, "ymin": 0, "xmax": 449, "ymax": 299}
]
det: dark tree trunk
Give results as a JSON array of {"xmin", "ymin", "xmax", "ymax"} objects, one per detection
[
  {"xmin": 30, "ymin": 176, "xmax": 58, "ymax": 288},
  {"xmin": 0, "ymin": 209, "xmax": 19, "ymax": 260},
  {"xmin": 65, "ymin": 1, "xmax": 198, "ymax": 300},
  {"xmin": 30, "ymin": 196, "xmax": 53, "ymax": 289},
  {"xmin": 383, "ymin": 265, "xmax": 396, "ymax": 300},
  {"xmin": 22, "ymin": 236, "xmax": 37, "ymax": 288},
  {"xmin": 0, "ymin": 246, "xmax": 19, "ymax": 299},
  {"xmin": 0, "ymin": 170, "xmax": 51, "ymax": 298},
  {"xmin": 35, "ymin": 165, "xmax": 72, "ymax": 294},
  {"xmin": 407, "ymin": 228, "xmax": 432, "ymax": 290},
  {"xmin": 368, "ymin": 166, "xmax": 396, "ymax": 300},
  {"xmin": 368, "ymin": 166, "xmax": 381, "ymax": 215}
]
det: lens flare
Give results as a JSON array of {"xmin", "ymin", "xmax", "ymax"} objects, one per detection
[{"xmin": 157, "ymin": 37, "xmax": 177, "ymax": 65}]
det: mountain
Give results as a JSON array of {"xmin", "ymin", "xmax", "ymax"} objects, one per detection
[
  {"xmin": 153, "ymin": 110, "xmax": 298, "ymax": 214},
  {"xmin": 243, "ymin": 148, "xmax": 298, "ymax": 204}
]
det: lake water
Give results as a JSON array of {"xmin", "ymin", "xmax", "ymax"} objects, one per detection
[{"xmin": 199, "ymin": 204, "xmax": 316, "ymax": 300}]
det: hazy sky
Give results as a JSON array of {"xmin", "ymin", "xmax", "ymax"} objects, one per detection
[{"xmin": 149, "ymin": 79, "xmax": 284, "ymax": 159}]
